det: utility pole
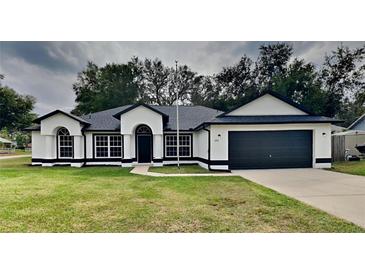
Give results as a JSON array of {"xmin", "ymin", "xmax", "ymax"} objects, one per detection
[{"xmin": 175, "ymin": 60, "xmax": 180, "ymax": 169}]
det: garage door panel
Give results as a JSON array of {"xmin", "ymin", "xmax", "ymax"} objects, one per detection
[{"xmin": 228, "ymin": 130, "xmax": 312, "ymax": 169}]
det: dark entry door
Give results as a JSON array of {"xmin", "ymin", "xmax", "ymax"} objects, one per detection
[
  {"xmin": 228, "ymin": 130, "xmax": 313, "ymax": 169},
  {"xmin": 138, "ymin": 135, "xmax": 152, "ymax": 163}
]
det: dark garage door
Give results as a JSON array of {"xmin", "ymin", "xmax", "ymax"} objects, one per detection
[{"xmin": 228, "ymin": 130, "xmax": 313, "ymax": 169}]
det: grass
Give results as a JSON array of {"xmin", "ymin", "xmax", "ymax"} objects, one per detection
[
  {"xmin": 149, "ymin": 164, "xmax": 217, "ymax": 174},
  {"xmin": 0, "ymin": 158, "xmax": 363, "ymax": 232},
  {"xmin": 331, "ymin": 160, "xmax": 365, "ymax": 176}
]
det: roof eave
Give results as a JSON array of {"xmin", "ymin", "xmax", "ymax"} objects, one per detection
[{"xmin": 194, "ymin": 119, "xmax": 341, "ymax": 130}]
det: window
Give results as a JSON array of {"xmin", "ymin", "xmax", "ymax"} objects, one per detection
[
  {"xmin": 165, "ymin": 135, "xmax": 191, "ymax": 157},
  {"xmin": 95, "ymin": 135, "xmax": 122, "ymax": 158},
  {"xmin": 58, "ymin": 128, "xmax": 73, "ymax": 158},
  {"xmin": 110, "ymin": 136, "xmax": 122, "ymax": 157},
  {"xmin": 136, "ymin": 125, "xmax": 152, "ymax": 134}
]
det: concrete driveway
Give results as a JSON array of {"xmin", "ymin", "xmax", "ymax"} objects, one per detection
[{"xmin": 232, "ymin": 169, "xmax": 365, "ymax": 228}]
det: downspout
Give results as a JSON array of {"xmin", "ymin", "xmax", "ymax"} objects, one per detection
[{"xmin": 203, "ymin": 124, "xmax": 210, "ymax": 170}]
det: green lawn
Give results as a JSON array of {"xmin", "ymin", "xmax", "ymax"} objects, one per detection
[
  {"xmin": 0, "ymin": 158, "xmax": 363, "ymax": 232},
  {"xmin": 149, "ymin": 164, "xmax": 218, "ymax": 174},
  {"xmin": 332, "ymin": 160, "xmax": 365, "ymax": 176}
]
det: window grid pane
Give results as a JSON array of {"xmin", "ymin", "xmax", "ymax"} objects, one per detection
[
  {"xmin": 95, "ymin": 135, "xmax": 122, "ymax": 158},
  {"xmin": 59, "ymin": 135, "xmax": 73, "ymax": 158},
  {"xmin": 165, "ymin": 135, "xmax": 191, "ymax": 157}
]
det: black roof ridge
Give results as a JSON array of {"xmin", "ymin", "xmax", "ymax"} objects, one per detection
[
  {"xmin": 112, "ymin": 103, "xmax": 169, "ymax": 120},
  {"xmin": 33, "ymin": 109, "xmax": 90, "ymax": 125},
  {"xmin": 221, "ymin": 114, "xmax": 328, "ymax": 117}
]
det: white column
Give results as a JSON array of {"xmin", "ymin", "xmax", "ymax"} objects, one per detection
[
  {"xmin": 73, "ymin": 136, "xmax": 83, "ymax": 159},
  {"xmin": 42, "ymin": 135, "xmax": 55, "ymax": 166},
  {"xmin": 153, "ymin": 134, "xmax": 163, "ymax": 159},
  {"xmin": 45, "ymin": 135, "xmax": 55, "ymax": 159},
  {"xmin": 124, "ymin": 134, "xmax": 131, "ymax": 159},
  {"xmin": 153, "ymin": 134, "xmax": 163, "ymax": 166},
  {"xmin": 71, "ymin": 135, "xmax": 84, "ymax": 167}
]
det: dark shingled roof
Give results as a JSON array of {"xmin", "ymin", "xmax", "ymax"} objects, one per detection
[
  {"xmin": 150, "ymin": 105, "xmax": 222, "ymax": 130},
  {"xmin": 25, "ymin": 103, "xmax": 339, "ymax": 132},
  {"xmin": 79, "ymin": 105, "xmax": 223, "ymax": 131}
]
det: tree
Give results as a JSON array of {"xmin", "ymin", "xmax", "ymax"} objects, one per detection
[
  {"xmin": 168, "ymin": 64, "xmax": 197, "ymax": 105},
  {"xmin": 130, "ymin": 58, "xmax": 198, "ymax": 105},
  {"xmin": 215, "ymin": 55, "xmax": 257, "ymax": 110},
  {"xmin": 0, "ymin": 86, "xmax": 36, "ymax": 131},
  {"xmin": 255, "ymin": 42, "xmax": 293, "ymax": 92},
  {"xmin": 129, "ymin": 57, "xmax": 170, "ymax": 105},
  {"xmin": 72, "ymin": 62, "xmax": 100, "ymax": 115},
  {"xmin": 320, "ymin": 44, "xmax": 365, "ymax": 119},
  {"xmin": 272, "ymin": 59, "xmax": 327, "ymax": 115},
  {"xmin": 190, "ymin": 76, "xmax": 220, "ymax": 108},
  {"xmin": 72, "ymin": 62, "xmax": 139, "ymax": 115}
]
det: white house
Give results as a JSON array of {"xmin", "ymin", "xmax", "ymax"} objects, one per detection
[{"xmin": 26, "ymin": 92, "xmax": 338, "ymax": 170}]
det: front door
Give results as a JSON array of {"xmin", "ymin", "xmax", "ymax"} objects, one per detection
[{"xmin": 138, "ymin": 135, "xmax": 152, "ymax": 163}]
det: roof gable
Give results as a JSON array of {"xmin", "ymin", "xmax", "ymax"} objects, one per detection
[
  {"xmin": 218, "ymin": 92, "xmax": 313, "ymax": 117},
  {"xmin": 33, "ymin": 110, "xmax": 90, "ymax": 125},
  {"xmin": 348, "ymin": 113, "xmax": 365, "ymax": 130},
  {"xmin": 113, "ymin": 103, "xmax": 169, "ymax": 121}
]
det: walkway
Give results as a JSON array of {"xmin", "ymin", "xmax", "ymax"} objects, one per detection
[
  {"xmin": 0, "ymin": 155, "xmax": 31, "ymax": 160},
  {"xmin": 130, "ymin": 165, "xmax": 234, "ymax": 177}
]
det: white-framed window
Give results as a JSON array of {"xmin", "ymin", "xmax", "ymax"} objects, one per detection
[
  {"xmin": 95, "ymin": 135, "xmax": 122, "ymax": 158},
  {"xmin": 58, "ymin": 127, "xmax": 73, "ymax": 159},
  {"xmin": 165, "ymin": 134, "xmax": 191, "ymax": 157}
]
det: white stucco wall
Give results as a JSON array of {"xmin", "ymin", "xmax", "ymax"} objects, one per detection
[
  {"xmin": 120, "ymin": 106, "xmax": 163, "ymax": 135},
  {"xmin": 120, "ymin": 106, "xmax": 163, "ymax": 160},
  {"xmin": 32, "ymin": 112, "xmax": 85, "ymax": 164},
  {"xmin": 209, "ymin": 123, "xmax": 332, "ymax": 169},
  {"xmin": 31, "ymin": 131, "xmax": 46, "ymax": 159},
  {"xmin": 227, "ymin": 94, "xmax": 307, "ymax": 116},
  {"xmin": 193, "ymin": 129, "xmax": 209, "ymax": 159},
  {"xmin": 40, "ymin": 113, "xmax": 83, "ymax": 136}
]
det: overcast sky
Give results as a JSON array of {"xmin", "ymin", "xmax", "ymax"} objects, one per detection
[{"xmin": 0, "ymin": 41, "xmax": 364, "ymax": 115}]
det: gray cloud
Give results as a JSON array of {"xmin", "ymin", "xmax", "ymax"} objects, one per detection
[{"xmin": 0, "ymin": 41, "xmax": 364, "ymax": 115}]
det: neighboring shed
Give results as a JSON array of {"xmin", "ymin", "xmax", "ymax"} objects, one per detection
[
  {"xmin": 0, "ymin": 137, "xmax": 15, "ymax": 153},
  {"xmin": 331, "ymin": 113, "xmax": 365, "ymax": 158}
]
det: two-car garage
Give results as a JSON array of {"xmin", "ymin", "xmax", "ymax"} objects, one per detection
[{"xmin": 228, "ymin": 130, "xmax": 313, "ymax": 169}]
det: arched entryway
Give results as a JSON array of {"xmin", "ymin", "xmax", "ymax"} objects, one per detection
[{"xmin": 136, "ymin": 125, "xmax": 152, "ymax": 163}]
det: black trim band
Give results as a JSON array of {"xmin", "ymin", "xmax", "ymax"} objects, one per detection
[
  {"xmin": 31, "ymin": 157, "xmax": 229, "ymax": 166},
  {"xmin": 121, "ymin": 158, "xmax": 136, "ymax": 163},
  {"xmin": 315, "ymin": 158, "xmax": 332, "ymax": 163},
  {"xmin": 32, "ymin": 158, "xmax": 84, "ymax": 163}
]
